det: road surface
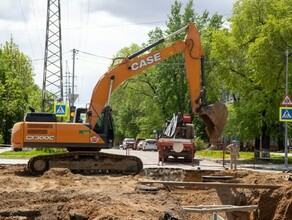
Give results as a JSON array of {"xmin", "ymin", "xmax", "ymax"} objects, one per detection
[
  {"xmin": 1, "ymin": 147, "xmax": 291, "ymax": 171},
  {"xmin": 0, "ymin": 147, "xmax": 223, "ymax": 170}
]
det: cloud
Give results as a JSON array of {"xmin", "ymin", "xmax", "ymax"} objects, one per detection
[
  {"xmin": 0, "ymin": 0, "xmax": 31, "ymax": 21},
  {"xmin": 88, "ymin": 0, "xmax": 235, "ymax": 24},
  {"xmin": 194, "ymin": 0, "xmax": 234, "ymax": 17},
  {"xmin": 89, "ymin": 0, "xmax": 173, "ymax": 24}
]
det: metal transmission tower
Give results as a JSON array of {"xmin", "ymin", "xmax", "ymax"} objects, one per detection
[{"xmin": 42, "ymin": 0, "xmax": 63, "ymax": 111}]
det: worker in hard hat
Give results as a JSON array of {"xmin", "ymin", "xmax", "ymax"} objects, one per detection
[{"xmin": 227, "ymin": 140, "xmax": 239, "ymax": 170}]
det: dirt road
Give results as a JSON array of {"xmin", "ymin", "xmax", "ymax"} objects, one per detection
[{"xmin": 0, "ymin": 165, "xmax": 291, "ymax": 220}]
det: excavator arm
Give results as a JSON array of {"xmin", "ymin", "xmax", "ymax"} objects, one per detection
[{"xmin": 87, "ymin": 23, "xmax": 227, "ymax": 143}]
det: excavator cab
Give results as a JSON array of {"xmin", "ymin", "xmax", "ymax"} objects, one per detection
[
  {"xmin": 197, "ymin": 103, "xmax": 228, "ymax": 144},
  {"xmin": 74, "ymin": 106, "xmax": 115, "ymax": 147}
]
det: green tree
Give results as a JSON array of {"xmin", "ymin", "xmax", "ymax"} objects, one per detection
[
  {"xmin": 210, "ymin": 0, "xmax": 292, "ymax": 151},
  {"xmin": 0, "ymin": 38, "xmax": 37, "ymax": 143}
]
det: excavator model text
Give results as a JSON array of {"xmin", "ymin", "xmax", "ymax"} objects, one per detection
[{"xmin": 11, "ymin": 22, "xmax": 228, "ymax": 175}]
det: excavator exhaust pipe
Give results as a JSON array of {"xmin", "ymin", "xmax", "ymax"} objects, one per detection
[{"xmin": 197, "ymin": 103, "xmax": 228, "ymax": 144}]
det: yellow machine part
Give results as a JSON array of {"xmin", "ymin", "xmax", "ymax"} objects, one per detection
[{"xmin": 198, "ymin": 103, "xmax": 228, "ymax": 144}]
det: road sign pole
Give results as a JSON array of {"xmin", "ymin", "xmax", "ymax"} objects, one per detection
[{"xmin": 285, "ymin": 123, "xmax": 288, "ymax": 168}]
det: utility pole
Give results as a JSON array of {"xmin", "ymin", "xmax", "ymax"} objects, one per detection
[
  {"xmin": 72, "ymin": 49, "xmax": 76, "ymax": 99},
  {"xmin": 42, "ymin": 0, "xmax": 63, "ymax": 111},
  {"xmin": 64, "ymin": 60, "xmax": 71, "ymax": 104},
  {"xmin": 68, "ymin": 49, "xmax": 79, "ymax": 107}
]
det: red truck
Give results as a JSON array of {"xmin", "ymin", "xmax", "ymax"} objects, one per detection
[{"xmin": 157, "ymin": 114, "xmax": 195, "ymax": 164}]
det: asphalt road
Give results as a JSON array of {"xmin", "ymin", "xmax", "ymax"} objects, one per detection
[
  {"xmin": 0, "ymin": 147, "xmax": 291, "ymax": 171},
  {"xmin": 0, "ymin": 147, "xmax": 223, "ymax": 170}
]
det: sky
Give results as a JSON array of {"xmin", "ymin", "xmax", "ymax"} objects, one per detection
[{"xmin": 0, "ymin": 0, "xmax": 236, "ymax": 107}]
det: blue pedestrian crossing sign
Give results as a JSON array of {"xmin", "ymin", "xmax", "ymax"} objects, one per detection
[
  {"xmin": 54, "ymin": 103, "xmax": 68, "ymax": 117},
  {"xmin": 279, "ymin": 107, "xmax": 292, "ymax": 122}
]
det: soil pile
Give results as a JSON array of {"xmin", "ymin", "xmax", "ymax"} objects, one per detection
[{"xmin": 0, "ymin": 165, "xmax": 291, "ymax": 220}]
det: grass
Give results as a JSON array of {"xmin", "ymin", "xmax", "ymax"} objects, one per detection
[
  {"xmin": 196, "ymin": 150, "xmax": 257, "ymax": 159},
  {"xmin": 196, "ymin": 150, "xmax": 292, "ymax": 164},
  {"xmin": 0, "ymin": 148, "xmax": 65, "ymax": 159}
]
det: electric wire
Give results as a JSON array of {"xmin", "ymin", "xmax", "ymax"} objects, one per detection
[
  {"xmin": 65, "ymin": 0, "xmax": 71, "ymax": 50},
  {"xmin": 78, "ymin": 50, "xmax": 112, "ymax": 60},
  {"xmin": 78, "ymin": 0, "xmax": 84, "ymax": 51},
  {"xmin": 84, "ymin": 0, "xmax": 91, "ymax": 52},
  {"xmin": 31, "ymin": 0, "xmax": 44, "ymax": 58},
  {"xmin": 0, "ymin": 21, "xmax": 167, "ymax": 33},
  {"xmin": 18, "ymin": 0, "xmax": 35, "ymax": 58},
  {"xmin": 31, "ymin": 47, "xmax": 242, "ymax": 65}
]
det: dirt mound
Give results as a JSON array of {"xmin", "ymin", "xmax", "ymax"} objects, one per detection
[
  {"xmin": 0, "ymin": 165, "xmax": 186, "ymax": 219},
  {"xmin": 0, "ymin": 165, "xmax": 291, "ymax": 219},
  {"xmin": 41, "ymin": 167, "xmax": 75, "ymax": 178}
]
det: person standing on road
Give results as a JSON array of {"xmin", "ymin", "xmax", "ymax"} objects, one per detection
[{"xmin": 227, "ymin": 140, "xmax": 239, "ymax": 170}]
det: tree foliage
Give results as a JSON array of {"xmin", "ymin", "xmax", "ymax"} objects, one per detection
[
  {"xmin": 0, "ymin": 38, "xmax": 40, "ymax": 143},
  {"xmin": 210, "ymin": 0, "xmax": 292, "ymax": 149}
]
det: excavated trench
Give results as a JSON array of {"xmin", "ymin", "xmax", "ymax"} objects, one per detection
[{"xmin": 142, "ymin": 168, "xmax": 292, "ymax": 220}]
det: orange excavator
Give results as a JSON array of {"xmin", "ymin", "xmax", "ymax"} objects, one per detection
[{"xmin": 11, "ymin": 22, "xmax": 227, "ymax": 175}]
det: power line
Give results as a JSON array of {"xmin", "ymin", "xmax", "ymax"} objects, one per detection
[
  {"xmin": 78, "ymin": 0, "xmax": 84, "ymax": 50},
  {"xmin": 18, "ymin": 0, "xmax": 35, "ymax": 58},
  {"xmin": 78, "ymin": 50, "xmax": 112, "ymax": 60},
  {"xmin": 31, "ymin": 49, "xmax": 76, "ymax": 62},
  {"xmin": 31, "ymin": 0, "xmax": 44, "ymax": 56},
  {"xmin": 0, "ymin": 21, "xmax": 167, "ymax": 33},
  {"xmin": 76, "ymin": 58, "xmax": 109, "ymax": 65},
  {"xmin": 84, "ymin": 0, "xmax": 91, "ymax": 52}
]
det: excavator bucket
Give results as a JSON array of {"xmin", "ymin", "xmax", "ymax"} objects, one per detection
[{"xmin": 197, "ymin": 103, "xmax": 228, "ymax": 144}]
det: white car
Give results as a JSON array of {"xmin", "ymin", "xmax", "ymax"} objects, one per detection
[
  {"xmin": 142, "ymin": 139, "xmax": 157, "ymax": 151},
  {"xmin": 137, "ymin": 140, "xmax": 146, "ymax": 150},
  {"xmin": 122, "ymin": 138, "xmax": 136, "ymax": 149}
]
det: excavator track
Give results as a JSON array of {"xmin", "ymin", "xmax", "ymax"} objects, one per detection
[{"xmin": 27, "ymin": 151, "xmax": 143, "ymax": 176}]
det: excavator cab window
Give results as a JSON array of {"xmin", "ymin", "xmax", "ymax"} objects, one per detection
[
  {"xmin": 93, "ymin": 106, "xmax": 114, "ymax": 145},
  {"xmin": 74, "ymin": 108, "xmax": 87, "ymax": 123},
  {"xmin": 95, "ymin": 112, "xmax": 105, "ymax": 132}
]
